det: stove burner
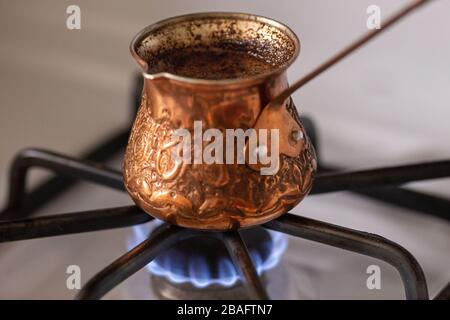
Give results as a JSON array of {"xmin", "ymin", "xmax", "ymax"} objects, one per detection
[{"xmin": 129, "ymin": 221, "xmax": 287, "ymax": 289}]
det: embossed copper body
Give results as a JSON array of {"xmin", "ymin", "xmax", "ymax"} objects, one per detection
[{"xmin": 124, "ymin": 13, "xmax": 317, "ymax": 230}]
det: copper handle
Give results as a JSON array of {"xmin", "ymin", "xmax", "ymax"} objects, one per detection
[{"xmin": 250, "ymin": 0, "xmax": 434, "ymax": 163}]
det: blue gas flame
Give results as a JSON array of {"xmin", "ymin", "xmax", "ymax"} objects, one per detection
[{"xmin": 128, "ymin": 220, "xmax": 288, "ymax": 288}]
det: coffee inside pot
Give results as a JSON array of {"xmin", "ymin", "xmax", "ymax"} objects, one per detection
[{"xmin": 147, "ymin": 43, "xmax": 279, "ymax": 80}]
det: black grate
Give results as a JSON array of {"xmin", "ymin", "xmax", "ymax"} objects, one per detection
[{"xmin": 0, "ymin": 128, "xmax": 449, "ymax": 299}]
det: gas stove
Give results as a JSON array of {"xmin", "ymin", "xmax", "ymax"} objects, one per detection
[
  {"xmin": 1, "ymin": 0, "xmax": 449, "ymax": 301},
  {"xmin": 0, "ymin": 106, "xmax": 448, "ymax": 299}
]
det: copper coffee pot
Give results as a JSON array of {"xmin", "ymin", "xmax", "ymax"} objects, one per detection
[
  {"xmin": 124, "ymin": 12, "xmax": 316, "ymax": 230},
  {"xmin": 124, "ymin": 1, "xmax": 430, "ymax": 231}
]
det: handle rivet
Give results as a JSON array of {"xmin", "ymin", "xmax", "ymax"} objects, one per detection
[{"xmin": 290, "ymin": 130, "xmax": 303, "ymax": 142}]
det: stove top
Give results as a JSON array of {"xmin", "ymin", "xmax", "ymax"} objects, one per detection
[{"xmin": 0, "ymin": 142, "xmax": 448, "ymax": 300}]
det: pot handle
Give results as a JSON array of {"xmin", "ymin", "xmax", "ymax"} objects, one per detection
[{"xmin": 251, "ymin": 0, "xmax": 432, "ymax": 160}]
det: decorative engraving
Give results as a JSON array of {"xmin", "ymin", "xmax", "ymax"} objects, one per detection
[{"xmin": 123, "ymin": 94, "xmax": 316, "ymax": 230}]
